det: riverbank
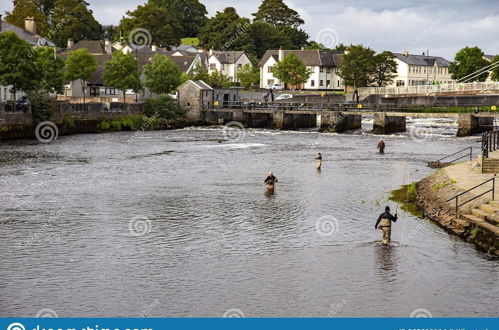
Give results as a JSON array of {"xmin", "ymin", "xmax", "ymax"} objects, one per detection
[{"xmin": 393, "ymin": 159, "xmax": 499, "ymax": 256}]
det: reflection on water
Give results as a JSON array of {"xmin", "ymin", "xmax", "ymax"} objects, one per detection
[{"xmin": 0, "ymin": 120, "xmax": 497, "ymax": 317}]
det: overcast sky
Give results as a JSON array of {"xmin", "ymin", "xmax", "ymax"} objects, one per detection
[{"xmin": 2, "ymin": 0, "xmax": 498, "ymax": 59}]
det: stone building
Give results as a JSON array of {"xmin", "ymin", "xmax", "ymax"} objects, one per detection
[{"xmin": 177, "ymin": 80, "xmax": 213, "ymax": 121}]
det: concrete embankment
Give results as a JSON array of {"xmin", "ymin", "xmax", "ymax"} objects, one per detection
[{"xmin": 408, "ymin": 160, "xmax": 499, "ymax": 256}]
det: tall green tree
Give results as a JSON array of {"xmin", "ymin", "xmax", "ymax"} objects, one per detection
[
  {"xmin": 51, "ymin": 0, "xmax": 102, "ymax": 48},
  {"xmin": 188, "ymin": 61, "xmax": 210, "ymax": 82},
  {"xmin": 198, "ymin": 7, "xmax": 250, "ymax": 50},
  {"xmin": 339, "ymin": 45, "xmax": 376, "ymax": 88},
  {"xmin": 149, "ymin": 0, "xmax": 208, "ymax": 37},
  {"xmin": 241, "ymin": 21, "xmax": 293, "ymax": 59},
  {"xmin": 449, "ymin": 46, "xmax": 489, "ymax": 82},
  {"xmin": 64, "ymin": 48, "xmax": 98, "ymax": 104},
  {"xmin": 490, "ymin": 55, "xmax": 499, "ymax": 82},
  {"xmin": 0, "ymin": 32, "xmax": 41, "ymax": 104},
  {"xmin": 208, "ymin": 71, "xmax": 232, "ymax": 88},
  {"xmin": 143, "ymin": 54, "xmax": 182, "ymax": 95},
  {"xmin": 236, "ymin": 64, "xmax": 259, "ymax": 89},
  {"xmin": 253, "ymin": 0, "xmax": 304, "ymax": 28},
  {"xmin": 372, "ymin": 51, "xmax": 398, "ymax": 87},
  {"xmin": 34, "ymin": 46, "xmax": 65, "ymax": 94},
  {"xmin": 5, "ymin": 0, "xmax": 50, "ymax": 36},
  {"xmin": 305, "ymin": 41, "xmax": 329, "ymax": 50},
  {"xmin": 277, "ymin": 25, "xmax": 309, "ymax": 49},
  {"xmin": 272, "ymin": 53, "xmax": 311, "ymax": 89},
  {"xmin": 117, "ymin": 3, "xmax": 182, "ymax": 48},
  {"xmin": 103, "ymin": 51, "xmax": 143, "ymax": 103},
  {"xmin": 33, "ymin": 0, "xmax": 56, "ymax": 16}
]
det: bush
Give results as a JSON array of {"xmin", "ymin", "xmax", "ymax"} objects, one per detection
[
  {"xmin": 110, "ymin": 121, "xmax": 122, "ymax": 131},
  {"xmin": 28, "ymin": 91, "xmax": 59, "ymax": 124},
  {"xmin": 100, "ymin": 121, "xmax": 111, "ymax": 130},
  {"xmin": 145, "ymin": 94, "xmax": 186, "ymax": 120}
]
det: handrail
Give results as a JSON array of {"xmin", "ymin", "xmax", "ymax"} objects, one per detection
[
  {"xmin": 432, "ymin": 147, "xmax": 473, "ymax": 164},
  {"xmin": 482, "ymin": 130, "xmax": 499, "ymax": 158},
  {"xmin": 445, "ymin": 177, "xmax": 495, "ymax": 216}
]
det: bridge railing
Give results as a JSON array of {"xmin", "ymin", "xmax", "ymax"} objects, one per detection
[{"xmin": 358, "ymin": 81, "xmax": 499, "ymax": 97}]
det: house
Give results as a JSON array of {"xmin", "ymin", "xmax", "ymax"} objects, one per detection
[
  {"xmin": 389, "ymin": 51, "xmax": 453, "ymax": 87},
  {"xmin": 259, "ymin": 49, "xmax": 344, "ymax": 90},
  {"xmin": 0, "ymin": 15, "xmax": 55, "ymax": 101},
  {"xmin": 484, "ymin": 55, "xmax": 497, "ymax": 82},
  {"xmin": 177, "ymin": 80, "xmax": 213, "ymax": 121},
  {"xmin": 207, "ymin": 50, "xmax": 252, "ymax": 82}
]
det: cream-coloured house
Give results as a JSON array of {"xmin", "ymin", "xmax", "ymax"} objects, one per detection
[
  {"xmin": 389, "ymin": 51, "xmax": 453, "ymax": 87},
  {"xmin": 207, "ymin": 50, "xmax": 252, "ymax": 82},
  {"xmin": 258, "ymin": 49, "xmax": 344, "ymax": 90}
]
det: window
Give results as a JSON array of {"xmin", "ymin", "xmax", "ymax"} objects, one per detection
[
  {"xmin": 396, "ymin": 80, "xmax": 405, "ymax": 87},
  {"xmin": 209, "ymin": 63, "xmax": 216, "ymax": 71},
  {"xmin": 221, "ymin": 64, "xmax": 225, "ymax": 70},
  {"xmin": 320, "ymin": 80, "xmax": 324, "ymax": 87},
  {"xmin": 89, "ymin": 87, "xmax": 100, "ymax": 97},
  {"xmin": 326, "ymin": 80, "xmax": 330, "ymax": 88},
  {"xmin": 106, "ymin": 88, "xmax": 117, "ymax": 95},
  {"xmin": 337, "ymin": 80, "xmax": 340, "ymax": 87},
  {"xmin": 309, "ymin": 67, "xmax": 314, "ymax": 73},
  {"xmin": 326, "ymin": 67, "xmax": 331, "ymax": 73},
  {"xmin": 320, "ymin": 67, "xmax": 324, "ymax": 72},
  {"xmin": 267, "ymin": 79, "xmax": 275, "ymax": 86},
  {"xmin": 268, "ymin": 66, "xmax": 273, "ymax": 73},
  {"xmin": 311, "ymin": 80, "xmax": 315, "ymax": 87}
]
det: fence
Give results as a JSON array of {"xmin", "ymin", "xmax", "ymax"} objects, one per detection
[{"xmin": 358, "ymin": 81, "xmax": 499, "ymax": 97}]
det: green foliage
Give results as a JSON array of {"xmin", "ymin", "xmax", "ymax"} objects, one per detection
[
  {"xmin": 101, "ymin": 25, "xmax": 118, "ymax": 41},
  {"xmin": 277, "ymin": 25, "xmax": 309, "ymax": 49},
  {"xmin": 198, "ymin": 7, "xmax": 250, "ymax": 50},
  {"xmin": 208, "ymin": 71, "xmax": 232, "ymax": 88},
  {"xmin": 470, "ymin": 225, "xmax": 479, "ymax": 239},
  {"xmin": 61, "ymin": 115, "xmax": 75, "ymax": 131},
  {"xmin": 117, "ymin": 2, "xmax": 181, "ymax": 48},
  {"xmin": 5, "ymin": 0, "xmax": 50, "ymax": 36},
  {"xmin": 143, "ymin": 54, "xmax": 182, "ymax": 95},
  {"xmin": 489, "ymin": 55, "xmax": 499, "ymax": 82},
  {"xmin": 188, "ymin": 62, "xmax": 210, "ymax": 82},
  {"xmin": 34, "ymin": 46, "xmax": 66, "ymax": 94},
  {"xmin": 0, "ymin": 31, "xmax": 41, "ymax": 99},
  {"xmin": 449, "ymin": 46, "xmax": 489, "ymax": 82},
  {"xmin": 150, "ymin": 0, "xmax": 208, "ymax": 38},
  {"xmin": 389, "ymin": 182, "xmax": 422, "ymax": 217},
  {"xmin": 144, "ymin": 94, "xmax": 186, "ymax": 120},
  {"xmin": 100, "ymin": 121, "xmax": 111, "ymax": 130},
  {"xmin": 103, "ymin": 51, "xmax": 143, "ymax": 102},
  {"xmin": 272, "ymin": 53, "xmax": 311, "ymax": 88},
  {"xmin": 236, "ymin": 64, "xmax": 259, "ymax": 89},
  {"xmin": 110, "ymin": 121, "xmax": 122, "ymax": 131},
  {"xmin": 252, "ymin": 0, "xmax": 304, "ymax": 28},
  {"xmin": 33, "ymin": 0, "xmax": 56, "ymax": 16},
  {"xmin": 373, "ymin": 51, "xmax": 398, "ymax": 87},
  {"xmin": 50, "ymin": 0, "xmax": 102, "ymax": 48},
  {"xmin": 241, "ymin": 21, "xmax": 293, "ymax": 59},
  {"xmin": 28, "ymin": 91, "xmax": 59, "ymax": 124},
  {"xmin": 64, "ymin": 48, "xmax": 98, "ymax": 82},
  {"xmin": 181, "ymin": 38, "xmax": 200, "ymax": 46},
  {"xmin": 305, "ymin": 41, "xmax": 329, "ymax": 50},
  {"xmin": 339, "ymin": 44, "xmax": 376, "ymax": 88}
]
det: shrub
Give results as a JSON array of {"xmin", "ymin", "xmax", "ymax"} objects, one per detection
[{"xmin": 144, "ymin": 94, "xmax": 186, "ymax": 120}]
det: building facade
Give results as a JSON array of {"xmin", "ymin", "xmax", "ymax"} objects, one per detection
[{"xmin": 207, "ymin": 50, "xmax": 252, "ymax": 82}]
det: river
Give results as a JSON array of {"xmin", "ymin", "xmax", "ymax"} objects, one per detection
[{"xmin": 0, "ymin": 117, "xmax": 497, "ymax": 317}]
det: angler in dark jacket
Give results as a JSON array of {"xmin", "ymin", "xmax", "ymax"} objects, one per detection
[{"xmin": 375, "ymin": 206, "xmax": 398, "ymax": 244}]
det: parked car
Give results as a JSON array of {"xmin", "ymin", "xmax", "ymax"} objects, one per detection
[
  {"xmin": 265, "ymin": 83, "xmax": 284, "ymax": 90},
  {"xmin": 275, "ymin": 94, "xmax": 293, "ymax": 101}
]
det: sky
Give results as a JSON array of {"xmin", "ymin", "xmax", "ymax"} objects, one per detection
[{"xmin": 1, "ymin": 0, "xmax": 499, "ymax": 59}]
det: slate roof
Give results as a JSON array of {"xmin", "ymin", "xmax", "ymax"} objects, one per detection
[
  {"xmin": 211, "ymin": 51, "xmax": 245, "ymax": 64},
  {"xmin": 0, "ymin": 20, "xmax": 54, "ymax": 46},
  {"xmin": 485, "ymin": 55, "xmax": 496, "ymax": 61},
  {"xmin": 393, "ymin": 53, "xmax": 450, "ymax": 67},
  {"xmin": 64, "ymin": 40, "xmax": 109, "ymax": 54},
  {"xmin": 258, "ymin": 49, "xmax": 343, "ymax": 67}
]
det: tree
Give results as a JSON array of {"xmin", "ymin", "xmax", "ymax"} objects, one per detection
[
  {"xmin": 277, "ymin": 25, "xmax": 309, "ymax": 49},
  {"xmin": 198, "ymin": 7, "xmax": 250, "ymax": 50},
  {"xmin": 143, "ymin": 54, "xmax": 182, "ymax": 95},
  {"xmin": 101, "ymin": 25, "xmax": 117, "ymax": 41},
  {"xmin": 305, "ymin": 41, "xmax": 329, "ymax": 50},
  {"xmin": 236, "ymin": 64, "xmax": 259, "ymax": 89},
  {"xmin": 64, "ymin": 48, "xmax": 98, "ymax": 104},
  {"xmin": 241, "ymin": 21, "xmax": 293, "ymax": 59},
  {"xmin": 339, "ymin": 44, "xmax": 376, "ymax": 88},
  {"xmin": 372, "ymin": 51, "xmax": 398, "ymax": 87},
  {"xmin": 117, "ymin": 3, "xmax": 181, "ymax": 48},
  {"xmin": 253, "ymin": 0, "xmax": 304, "ymax": 28},
  {"xmin": 490, "ymin": 55, "xmax": 499, "ymax": 82},
  {"xmin": 33, "ymin": 0, "xmax": 56, "ymax": 16},
  {"xmin": 50, "ymin": 0, "xmax": 102, "ymax": 48},
  {"xmin": 449, "ymin": 46, "xmax": 489, "ymax": 82},
  {"xmin": 103, "ymin": 51, "xmax": 142, "ymax": 103},
  {"xmin": 0, "ymin": 32, "xmax": 41, "ymax": 105},
  {"xmin": 208, "ymin": 71, "xmax": 232, "ymax": 88},
  {"xmin": 5, "ymin": 0, "xmax": 50, "ymax": 36},
  {"xmin": 333, "ymin": 43, "xmax": 347, "ymax": 52},
  {"xmin": 150, "ymin": 0, "xmax": 208, "ymax": 37},
  {"xmin": 188, "ymin": 61, "xmax": 210, "ymax": 82},
  {"xmin": 272, "ymin": 53, "xmax": 311, "ymax": 89},
  {"xmin": 34, "ymin": 46, "xmax": 65, "ymax": 94}
]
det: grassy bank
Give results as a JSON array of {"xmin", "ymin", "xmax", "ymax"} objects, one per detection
[{"xmin": 389, "ymin": 182, "xmax": 423, "ymax": 217}]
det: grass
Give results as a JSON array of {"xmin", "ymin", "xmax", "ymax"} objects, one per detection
[
  {"xmin": 470, "ymin": 225, "xmax": 479, "ymax": 239},
  {"xmin": 432, "ymin": 180, "xmax": 457, "ymax": 192},
  {"xmin": 181, "ymin": 38, "xmax": 199, "ymax": 46},
  {"xmin": 389, "ymin": 182, "xmax": 423, "ymax": 217}
]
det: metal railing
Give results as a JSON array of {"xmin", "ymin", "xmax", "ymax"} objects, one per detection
[
  {"xmin": 446, "ymin": 177, "xmax": 495, "ymax": 216},
  {"xmin": 358, "ymin": 81, "xmax": 499, "ymax": 97},
  {"xmin": 482, "ymin": 130, "xmax": 499, "ymax": 158},
  {"xmin": 428, "ymin": 147, "xmax": 473, "ymax": 168}
]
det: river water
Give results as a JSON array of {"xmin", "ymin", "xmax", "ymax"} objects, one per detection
[{"xmin": 0, "ymin": 118, "xmax": 497, "ymax": 317}]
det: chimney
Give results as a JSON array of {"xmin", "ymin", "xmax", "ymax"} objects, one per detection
[
  {"xmin": 67, "ymin": 38, "xmax": 74, "ymax": 49},
  {"xmin": 104, "ymin": 38, "xmax": 112, "ymax": 54},
  {"xmin": 24, "ymin": 16, "xmax": 37, "ymax": 34},
  {"xmin": 403, "ymin": 50, "xmax": 409, "ymax": 56},
  {"xmin": 152, "ymin": 44, "xmax": 157, "ymax": 52},
  {"xmin": 278, "ymin": 46, "xmax": 284, "ymax": 61},
  {"xmin": 209, "ymin": 49, "xmax": 213, "ymax": 56}
]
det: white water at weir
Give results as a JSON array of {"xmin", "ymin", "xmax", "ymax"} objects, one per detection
[{"xmin": 0, "ymin": 120, "xmax": 496, "ymax": 317}]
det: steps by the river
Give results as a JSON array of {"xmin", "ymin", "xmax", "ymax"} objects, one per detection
[
  {"xmin": 481, "ymin": 158, "xmax": 499, "ymax": 174},
  {"xmin": 458, "ymin": 200, "xmax": 499, "ymax": 236}
]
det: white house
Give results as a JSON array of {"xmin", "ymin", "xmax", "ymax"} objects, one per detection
[
  {"xmin": 258, "ymin": 49, "xmax": 344, "ymax": 90},
  {"xmin": 389, "ymin": 51, "xmax": 453, "ymax": 87},
  {"xmin": 207, "ymin": 50, "xmax": 252, "ymax": 82}
]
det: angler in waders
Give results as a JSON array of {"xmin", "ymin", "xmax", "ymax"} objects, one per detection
[
  {"xmin": 315, "ymin": 153, "xmax": 323, "ymax": 170},
  {"xmin": 377, "ymin": 140, "xmax": 385, "ymax": 154},
  {"xmin": 375, "ymin": 206, "xmax": 398, "ymax": 245},
  {"xmin": 264, "ymin": 172, "xmax": 278, "ymax": 191}
]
